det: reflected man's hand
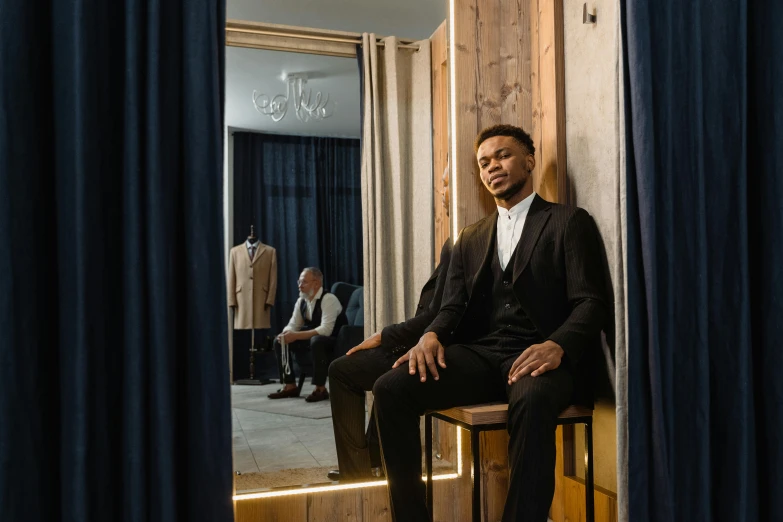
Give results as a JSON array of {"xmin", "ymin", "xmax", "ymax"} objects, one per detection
[
  {"xmin": 346, "ymin": 332, "xmax": 382, "ymax": 355},
  {"xmin": 392, "ymin": 332, "xmax": 446, "ymax": 382}
]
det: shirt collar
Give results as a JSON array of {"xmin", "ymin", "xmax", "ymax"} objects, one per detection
[
  {"xmin": 497, "ymin": 191, "xmax": 536, "ymax": 219},
  {"xmin": 246, "ymin": 239, "xmax": 260, "ymax": 248}
]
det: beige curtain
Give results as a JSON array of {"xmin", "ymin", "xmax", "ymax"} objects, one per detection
[{"xmin": 361, "ymin": 34, "xmax": 433, "ymax": 335}]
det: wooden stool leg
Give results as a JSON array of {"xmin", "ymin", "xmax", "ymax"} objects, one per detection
[
  {"xmin": 585, "ymin": 420, "xmax": 595, "ymax": 522},
  {"xmin": 472, "ymin": 429, "xmax": 481, "ymax": 522},
  {"xmin": 426, "ymin": 414, "xmax": 434, "ymax": 521}
]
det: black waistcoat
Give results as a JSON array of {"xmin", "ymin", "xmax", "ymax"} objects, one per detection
[
  {"xmin": 300, "ymin": 292, "xmax": 329, "ymax": 330},
  {"xmin": 476, "ymin": 237, "xmax": 543, "ymax": 351}
]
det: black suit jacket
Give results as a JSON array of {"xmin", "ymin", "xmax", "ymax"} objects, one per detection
[
  {"xmin": 380, "ymin": 238, "xmax": 453, "ymax": 353},
  {"xmin": 425, "ymin": 195, "xmax": 607, "ymax": 368}
]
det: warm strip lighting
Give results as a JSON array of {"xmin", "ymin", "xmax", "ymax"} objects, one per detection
[
  {"xmin": 233, "ymin": 480, "xmax": 387, "ymax": 501},
  {"xmin": 449, "ymin": 0, "xmax": 459, "ymax": 242},
  {"xmin": 233, "ymin": 427, "xmax": 465, "ymax": 501}
]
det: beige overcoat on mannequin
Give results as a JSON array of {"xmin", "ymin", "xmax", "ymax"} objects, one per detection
[{"xmin": 227, "ymin": 242, "xmax": 277, "ymax": 329}]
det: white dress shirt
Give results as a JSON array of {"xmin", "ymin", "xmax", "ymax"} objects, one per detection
[
  {"xmin": 283, "ymin": 287, "xmax": 343, "ymax": 337},
  {"xmin": 496, "ymin": 192, "xmax": 536, "ymax": 270},
  {"xmin": 246, "ymin": 239, "xmax": 260, "ymax": 260}
]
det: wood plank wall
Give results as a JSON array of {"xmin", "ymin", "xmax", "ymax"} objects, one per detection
[
  {"xmin": 529, "ymin": 0, "xmax": 568, "ymax": 204},
  {"xmin": 431, "ymin": 21, "xmax": 450, "ymax": 262},
  {"xmin": 450, "ymin": 0, "xmax": 568, "ymax": 231},
  {"xmin": 233, "ymin": 426, "xmax": 617, "ymax": 522},
  {"xmin": 450, "ymin": 0, "xmax": 534, "ymax": 233}
]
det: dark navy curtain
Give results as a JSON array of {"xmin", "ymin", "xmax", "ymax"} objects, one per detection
[
  {"xmin": 0, "ymin": 1, "xmax": 233, "ymax": 522},
  {"xmin": 233, "ymin": 132, "xmax": 363, "ymax": 334},
  {"xmin": 623, "ymin": 0, "xmax": 783, "ymax": 520}
]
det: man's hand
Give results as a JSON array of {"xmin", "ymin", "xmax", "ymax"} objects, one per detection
[
  {"xmin": 278, "ymin": 331, "xmax": 300, "ymax": 344},
  {"xmin": 392, "ymin": 332, "xmax": 446, "ymax": 382},
  {"xmin": 508, "ymin": 340, "xmax": 564, "ymax": 384},
  {"xmin": 346, "ymin": 332, "xmax": 382, "ymax": 355}
]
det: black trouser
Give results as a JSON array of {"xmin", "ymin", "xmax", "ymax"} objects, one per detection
[
  {"xmin": 372, "ymin": 344, "xmax": 573, "ymax": 522},
  {"xmin": 273, "ymin": 335, "xmax": 334, "ymax": 387},
  {"xmin": 328, "ymin": 348, "xmax": 398, "ymax": 478}
]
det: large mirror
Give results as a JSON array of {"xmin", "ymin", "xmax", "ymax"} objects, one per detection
[{"xmin": 224, "ymin": 0, "xmax": 449, "ymax": 496}]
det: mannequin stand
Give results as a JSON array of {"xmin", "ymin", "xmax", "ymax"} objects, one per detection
[{"xmin": 233, "ymin": 326, "xmax": 275, "ymax": 385}]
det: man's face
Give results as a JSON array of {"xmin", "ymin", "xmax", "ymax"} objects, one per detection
[
  {"xmin": 298, "ymin": 271, "xmax": 320, "ymax": 298},
  {"xmin": 476, "ymin": 135, "xmax": 534, "ymax": 201}
]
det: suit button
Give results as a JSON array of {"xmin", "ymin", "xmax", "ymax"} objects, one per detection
[
  {"xmin": 503, "ymin": 280, "xmax": 510, "ymax": 286},
  {"xmin": 505, "ymin": 303, "xmax": 511, "ymax": 309}
]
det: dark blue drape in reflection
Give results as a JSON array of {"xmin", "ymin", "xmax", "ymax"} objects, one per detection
[{"xmin": 232, "ymin": 132, "xmax": 363, "ymax": 335}]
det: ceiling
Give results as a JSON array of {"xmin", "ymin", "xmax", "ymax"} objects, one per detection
[{"xmin": 225, "ymin": 0, "xmax": 446, "ymax": 138}]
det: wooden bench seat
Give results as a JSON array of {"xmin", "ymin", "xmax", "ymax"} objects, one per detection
[{"xmin": 424, "ymin": 403, "xmax": 595, "ymax": 522}]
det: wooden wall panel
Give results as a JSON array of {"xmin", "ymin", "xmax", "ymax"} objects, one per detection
[
  {"xmin": 480, "ymin": 430, "xmax": 510, "ymax": 522},
  {"xmin": 226, "ymin": 20, "xmax": 358, "ymax": 58},
  {"xmin": 529, "ymin": 0, "xmax": 567, "ymax": 204},
  {"xmin": 311, "ymin": 488, "xmax": 364, "ymax": 520},
  {"xmin": 564, "ymin": 479, "xmax": 618, "ymax": 522},
  {"xmin": 451, "ymin": 0, "xmax": 532, "ymax": 230},
  {"xmin": 431, "ymin": 20, "xmax": 451, "ymax": 261},
  {"xmin": 233, "ymin": 426, "xmax": 617, "ymax": 522},
  {"xmin": 234, "ymin": 495, "xmax": 307, "ymax": 522},
  {"xmin": 362, "ymin": 485, "xmax": 392, "ymax": 521}
]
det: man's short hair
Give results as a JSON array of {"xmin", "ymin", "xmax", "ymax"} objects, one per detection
[
  {"xmin": 474, "ymin": 124, "xmax": 536, "ymax": 156},
  {"xmin": 303, "ymin": 267, "xmax": 323, "ymax": 282}
]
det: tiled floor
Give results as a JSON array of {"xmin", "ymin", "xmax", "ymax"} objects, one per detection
[{"xmin": 232, "ymin": 382, "xmax": 340, "ymax": 474}]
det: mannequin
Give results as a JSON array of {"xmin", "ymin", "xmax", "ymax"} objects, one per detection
[{"xmin": 228, "ymin": 225, "xmax": 278, "ymax": 383}]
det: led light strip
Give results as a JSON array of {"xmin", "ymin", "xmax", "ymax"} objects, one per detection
[
  {"xmin": 449, "ymin": 0, "xmax": 459, "ymax": 242},
  {"xmin": 233, "ymin": 428, "xmax": 464, "ymax": 501}
]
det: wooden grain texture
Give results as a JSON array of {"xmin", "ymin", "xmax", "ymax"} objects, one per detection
[
  {"xmin": 431, "ymin": 20, "xmax": 451, "ymax": 260},
  {"xmin": 564, "ymin": 477, "xmax": 618, "ymax": 522},
  {"xmin": 452, "ymin": 0, "xmax": 534, "ymax": 231},
  {"xmin": 310, "ymin": 488, "xmax": 363, "ymax": 521},
  {"xmin": 435, "ymin": 403, "xmax": 592, "ymax": 426},
  {"xmin": 550, "ymin": 426, "xmax": 566, "ymax": 522},
  {"xmin": 226, "ymin": 19, "xmax": 421, "ymax": 58},
  {"xmin": 226, "ymin": 20, "xmax": 359, "ymax": 57},
  {"xmin": 234, "ymin": 495, "xmax": 307, "ymax": 522},
  {"xmin": 528, "ymin": 0, "xmax": 567, "ymax": 203},
  {"xmin": 362, "ymin": 484, "xmax": 392, "ymax": 521},
  {"xmin": 435, "ymin": 419, "xmax": 458, "ymax": 471},
  {"xmin": 436, "ymin": 402, "xmax": 509, "ymax": 425},
  {"xmin": 226, "ymin": 30, "xmax": 357, "ymax": 57},
  {"xmin": 481, "ymin": 430, "xmax": 510, "ymax": 522},
  {"xmin": 434, "ymin": 425, "xmax": 473, "ymax": 522}
]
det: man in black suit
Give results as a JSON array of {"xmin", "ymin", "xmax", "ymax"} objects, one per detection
[
  {"xmin": 373, "ymin": 124, "xmax": 608, "ymax": 522},
  {"xmin": 327, "ymin": 238, "xmax": 453, "ymax": 481}
]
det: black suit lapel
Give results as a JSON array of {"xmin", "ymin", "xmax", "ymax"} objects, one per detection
[
  {"xmin": 512, "ymin": 195, "xmax": 552, "ymax": 283},
  {"xmin": 469, "ymin": 212, "xmax": 498, "ymax": 293}
]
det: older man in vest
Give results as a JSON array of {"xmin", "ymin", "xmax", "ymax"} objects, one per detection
[{"xmin": 269, "ymin": 267, "xmax": 343, "ymax": 403}]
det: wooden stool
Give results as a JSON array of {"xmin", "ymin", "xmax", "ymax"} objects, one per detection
[{"xmin": 425, "ymin": 403, "xmax": 594, "ymax": 522}]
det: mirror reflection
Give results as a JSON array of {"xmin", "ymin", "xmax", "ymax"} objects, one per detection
[{"xmin": 224, "ymin": 0, "xmax": 447, "ymax": 494}]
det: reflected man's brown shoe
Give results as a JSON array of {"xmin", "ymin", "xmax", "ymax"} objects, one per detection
[
  {"xmin": 267, "ymin": 386, "xmax": 300, "ymax": 399},
  {"xmin": 305, "ymin": 388, "xmax": 330, "ymax": 402}
]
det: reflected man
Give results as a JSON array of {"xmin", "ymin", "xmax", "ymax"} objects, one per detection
[
  {"xmin": 269, "ymin": 267, "xmax": 342, "ymax": 403},
  {"xmin": 328, "ymin": 238, "xmax": 452, "ymax": 481}
]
